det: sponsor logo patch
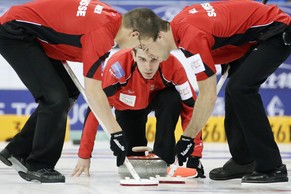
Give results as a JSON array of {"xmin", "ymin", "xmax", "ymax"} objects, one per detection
[
  {"xmin": 175, "ymin": 81, "xmax": 193, "ymax": 100},
  {"xmin": 187, "ymin": 54, "xmax": 205, "ymax": 74},
  {"xmin": 119, "ymin": 93, "xmax": 136, "ymax": 107}
]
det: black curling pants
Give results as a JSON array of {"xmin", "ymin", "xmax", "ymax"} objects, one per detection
[
  {"xmin": 224, "ymin": 33, "xmax": 291, "ymax": 172},
  {"xmin": 0, "ymin": 28, "xmax": 79, "ymax": 170},
  {"xmin": 115, "ymin": 87, "xmax": 182, "ymax": 164}
]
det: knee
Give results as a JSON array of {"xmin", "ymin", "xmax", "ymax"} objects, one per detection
[
  {"xmin": 41, "ymin": 90, "xmax": 70, "ymax": 111},
  {"xmin": 68, "ymin": 94, "xmax": 79, "ymax": 111},
  {"xmin": 226, "ymin": 80, "xmax": 251, "ymax": 98}
]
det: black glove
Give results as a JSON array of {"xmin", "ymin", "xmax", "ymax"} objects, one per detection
[
  {"xmin": 175, "ymin": 135, "xmax": 194, "ymax": 166},
  {"xmin": 110, "ymin": 131, "xmax": 128, "ymax": 167},
  {"xmin": 186, "ymin": 156, "xmax": 206, "ymax": 178}
]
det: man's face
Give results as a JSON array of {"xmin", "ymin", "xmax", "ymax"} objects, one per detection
[
  {"xmin": 132, "ymin": 48, "xmax": 161, "ymax": 79},
  {"xmin": 139, "ymin": 36, "xmax": 172, "ymax": 61},
  {"xmin": 116, "ymin": 28, "xmax": 171, "ymax": 61}
]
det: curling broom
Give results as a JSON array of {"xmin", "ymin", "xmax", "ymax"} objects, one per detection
[
  {"xmin": 63, "ymin": 62, "xmax": 158, "ymax": 186},
  {"xmin": 160, "ymin": 64, "xmax": 230, "ymax": 183}
]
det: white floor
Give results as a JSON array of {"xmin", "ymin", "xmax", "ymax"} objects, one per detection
[{"xmin": 0, "ymin": 141, "xmax": 290, "ymax": 194}]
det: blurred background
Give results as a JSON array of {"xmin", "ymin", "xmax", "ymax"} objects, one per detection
[{"xmin": 0, "ymin": 0, "xmax": 290, "ymax": 144}]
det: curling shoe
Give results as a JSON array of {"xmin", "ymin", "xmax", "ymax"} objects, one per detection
[
  {"xmin": 19, "ymin": 168, "xmax": 65, "ymax": 183},
  {"xmin": 242, "ymin": 164, "xmax": 288, "ymax": 183},
  {"xmin": 186, "ymin": 156, "xmax": 206, "ymax": 178},
  {"xmin": 209, "ymin": 158, "xmax": 255, "ymax": 180},
  {"xmin": 0, "ymin": 148, "xmax": 27, "ymax": 173}
]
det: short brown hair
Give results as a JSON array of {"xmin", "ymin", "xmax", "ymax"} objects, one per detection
[{"xmin": 123, "ymin": 8, "xmax": 169, "ymax": 41}]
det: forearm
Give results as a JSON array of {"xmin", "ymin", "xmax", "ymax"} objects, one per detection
[
  {"xmin": 84, "ymin": 78, "xmax": 122, "ymax": 134},
  {"xmin": 183, "ymin": 94, "xmax": 216, "ymax": 138},
  {"xmin": 78, "ymin": 109, "xmax": 99, "ymax": 158},
  {"xmin": 183, "ymin": 75, "xmax": 217, "ymax": 138}
]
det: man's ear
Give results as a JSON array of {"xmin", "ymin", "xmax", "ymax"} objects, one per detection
[
  {"xmin": 131, "ymin": 49, "xmax": 136, "ymax": 60},
  {"xmin": 129, "ymin": 30, "xmax": 140, "ymax": 38},
  {"xmin": 158, "ymin": 31, "xmax": 164, "ymax": 40}
]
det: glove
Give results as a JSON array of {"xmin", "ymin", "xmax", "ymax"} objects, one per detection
[
  {"xmin": 175, "ymin": 135, "xmax": 194, "ymax": 166},
  {"xmin": 110, "ymin": 131, "xmax": 128, "ymax": 167},
  {"xmin": 186, "ymin": 156, "xmax": 206, "ymax": 178}
]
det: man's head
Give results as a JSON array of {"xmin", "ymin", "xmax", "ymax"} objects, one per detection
[
  {"xmin": 131, "ymin": 48, "xmax": 162, "ymax": 79},
  {"xmin": 115, "ymin": 8, "xmax": 175, "ymax": 60},
  {"xmin": 123, "ymin": 8, "xmax": 168, "ymax": 41}
]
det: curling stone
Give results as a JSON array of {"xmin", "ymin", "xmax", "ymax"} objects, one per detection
[{"xmin": 118, "ymin": 147, "xmax": 167, "ymax": 179}]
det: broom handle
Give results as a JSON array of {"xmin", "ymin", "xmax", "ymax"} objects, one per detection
[{"xmin": 216, "ymin": 65, "xmax": 229, "ymax": 95}]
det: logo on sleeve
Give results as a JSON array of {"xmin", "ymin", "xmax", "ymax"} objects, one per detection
[
  {"xmin": 187, "ymin": 54, "xmax": 206, "ymax": 74},
  {"xmin": 175, "ymin": 81, "xmax": 193, "ymax": 100},
  {"xmin": 111, "ymin": 62, "xmax": 125, "ymax": 79},
  {"xmin": 94, "ymin": 4, "xmax": 103, "ymax": 14},
  {"xmin": 189, "ymin": 8, "xmax": 198, "ymax": 14}
]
